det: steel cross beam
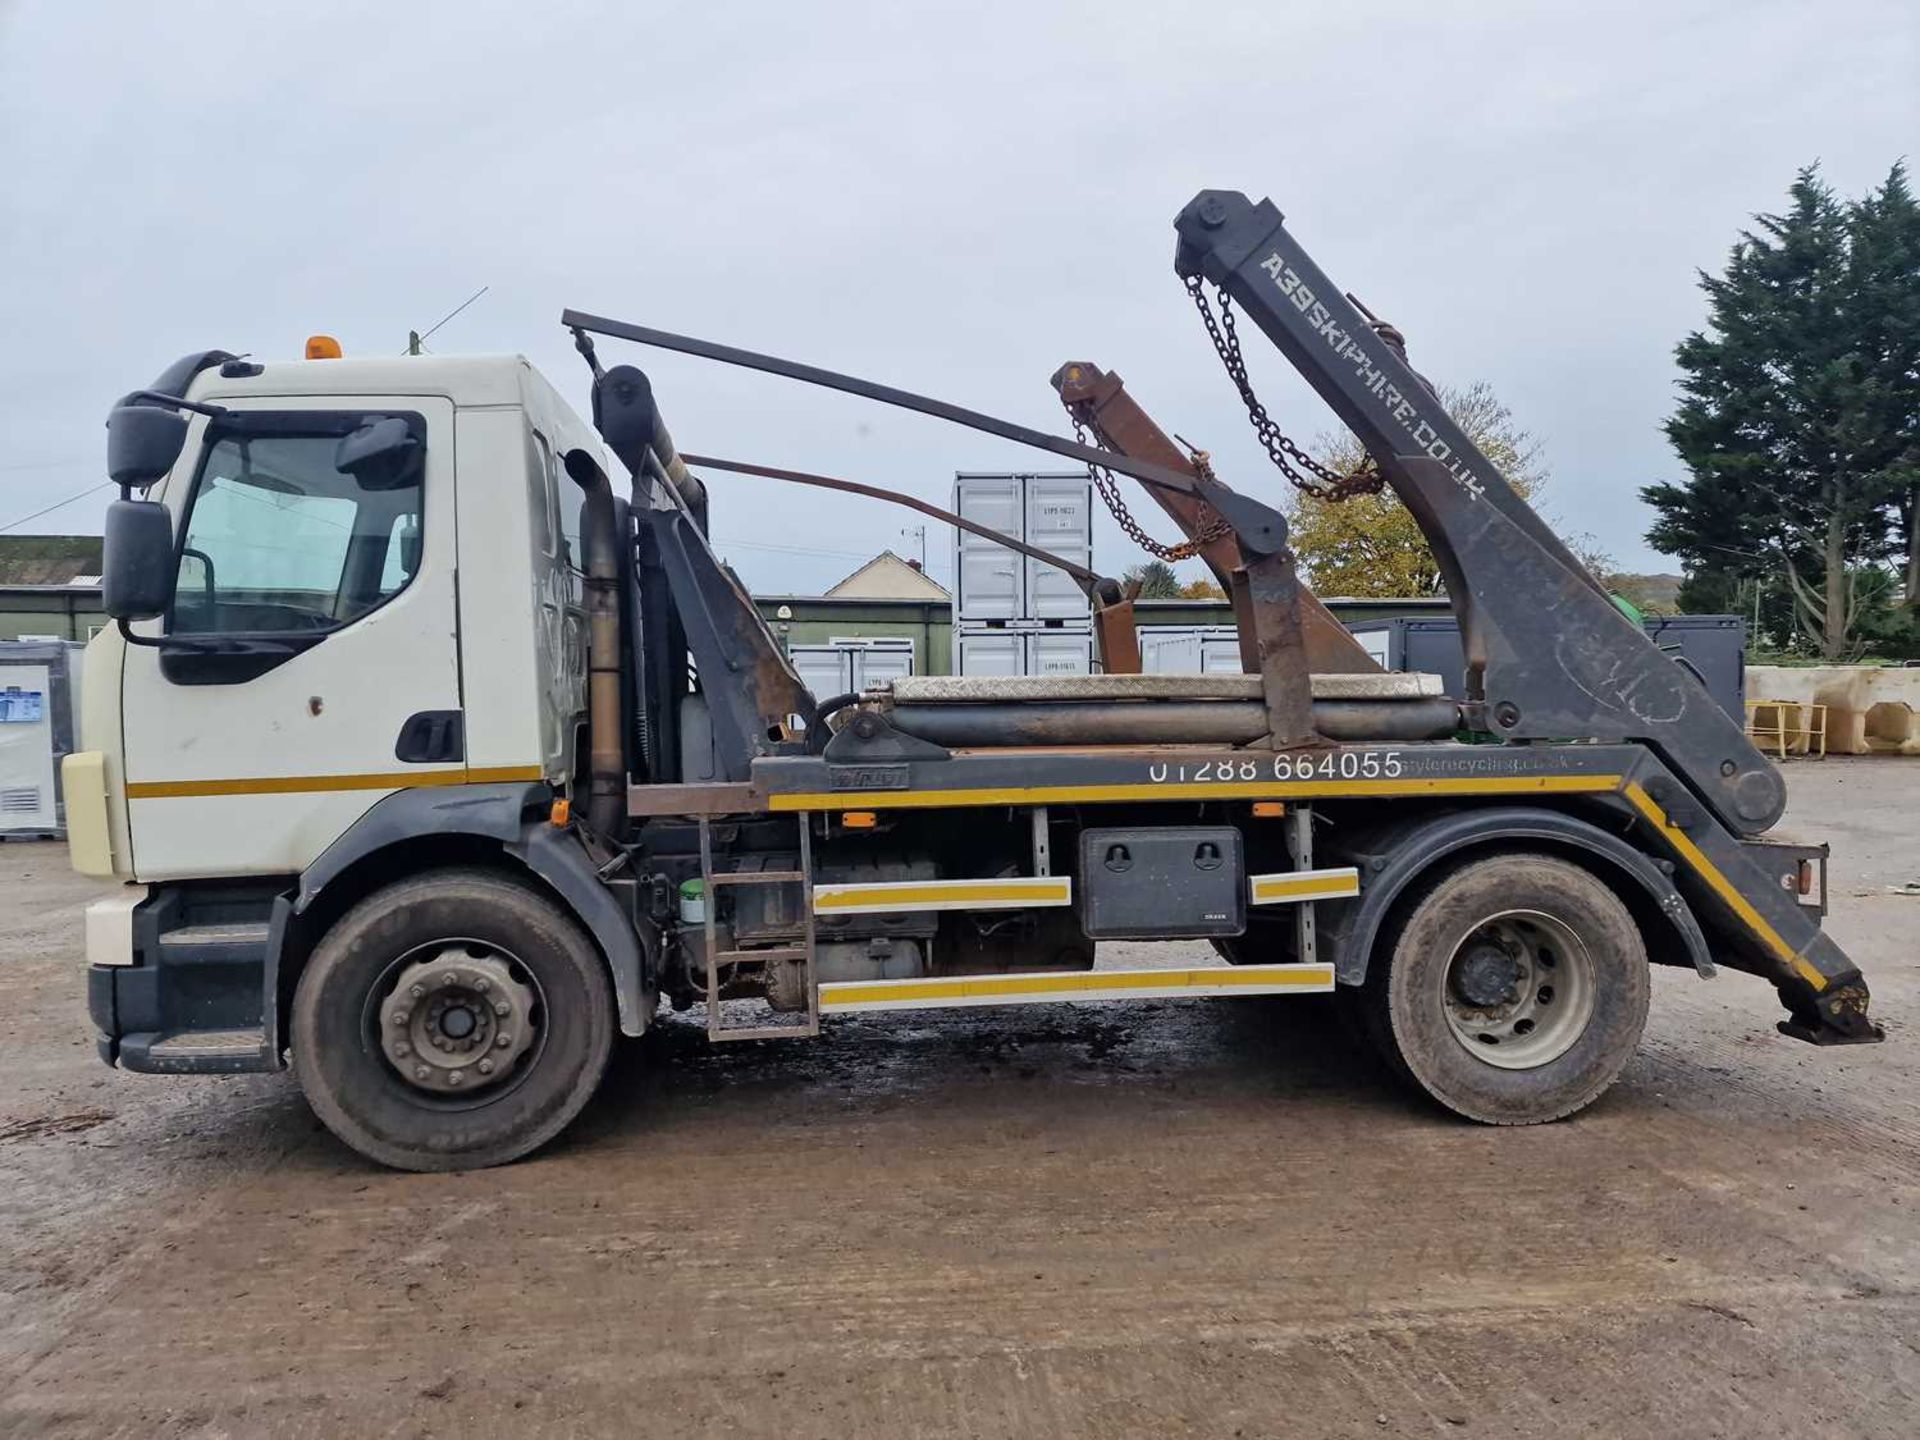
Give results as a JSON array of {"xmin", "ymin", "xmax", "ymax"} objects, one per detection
[
  {"xmin": 560, "ymin": 309, "xmax": 1292, "ymax": 561},
  {"xmin": 1171, "ymin": 191, "xmax": 1785, "ymax": 835}
]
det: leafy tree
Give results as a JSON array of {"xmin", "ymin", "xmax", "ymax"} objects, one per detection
[
  {"xmin": 1123, "ymin": 559, "xmax": 1183, "ymax": 599},
  {"xmin": 1642, "ymin": 163, "xmax": 1920, "ymax": 658},
  {"xmin": 1178, "ymin": 577, "xmax": 1227, "ymax": 600},
  {"xmin": 1292, "ymin": 380, "xmax": 1615, "ymax": 597}
]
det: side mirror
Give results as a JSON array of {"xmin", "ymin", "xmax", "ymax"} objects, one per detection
[
  {"xmin": 335, "ymin": 417, "xmax": 422, "ymax": 490},
  {"xmin": 102, "ymin": 499, "xmax": 177, "ymax": 621},
  {"xmin": 106, "ymin": 404, "xmax": 190, "ymax": 488}
]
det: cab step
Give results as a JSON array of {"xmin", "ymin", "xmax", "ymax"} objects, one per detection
[{"xmin": 119, "ymin": 1027, "xmax": 275, "ymax": 1074}]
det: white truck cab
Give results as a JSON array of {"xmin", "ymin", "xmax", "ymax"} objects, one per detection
[
  {"xmin": 70, "ymin": 348, "xmax": 647, "ymax": 1168},
  {"xmin": 72, "ymin": 350, "xmax": 599, "ymax": 886}
]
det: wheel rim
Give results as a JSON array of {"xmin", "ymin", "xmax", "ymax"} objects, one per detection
[
  {"xmin": 365, "ymin": 939, "xmax": 546, "ymax": 1104},
  {"xmin": 1438, "ymin": 909, "xmax": 1596, "ymax": 1070}
]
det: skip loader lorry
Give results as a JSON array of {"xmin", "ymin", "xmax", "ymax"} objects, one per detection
[{"xmin": 67, "ymin": 190, "xmax": 1881, "ymax": 1171}]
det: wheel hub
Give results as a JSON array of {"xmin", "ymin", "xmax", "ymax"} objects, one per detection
[
  {"xmin": 1440, "ymin": 911, "xmax": 1597, "ymax": 1071},
  {"xmin": 381, "ymin": 949, "xmax": 537, "ymax": 1094},
  {"xmin": 1452, "ymin": 942, "xmax": 1521, "ymax": 1008}
]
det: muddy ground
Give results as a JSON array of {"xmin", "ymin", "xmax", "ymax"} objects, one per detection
[{"xmin": 1, "ymin": 759, "xmax": 1916, "ymax": 1438}]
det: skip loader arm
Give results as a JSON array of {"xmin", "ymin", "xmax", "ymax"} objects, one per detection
[{"xmin": 1172, "ymin": 189, "xmax": 1880, "ymax": 1044}]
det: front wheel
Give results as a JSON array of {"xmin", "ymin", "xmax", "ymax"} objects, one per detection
[
  {"xmin": 291, "ymin": 868, "xmax": 615, "ymax": 1171},
  {"xmin": 1362, "ymin": 853, "xmax": 1649, "ymax": 1125}
]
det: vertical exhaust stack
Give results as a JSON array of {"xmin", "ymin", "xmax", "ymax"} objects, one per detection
[{"xmin": 563, "ymin": 449, "xmax": 627, "ymax": 841}]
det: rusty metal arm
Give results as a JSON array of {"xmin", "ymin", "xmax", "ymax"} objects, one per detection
[{"xmin": 1052, "ymin": 361, "xmax": 1380, "ymax": 677}]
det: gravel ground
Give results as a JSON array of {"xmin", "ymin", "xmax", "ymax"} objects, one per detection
[{"xmin": 1, "ymin": 758, "xmax": 1915, "ymax": 1438}]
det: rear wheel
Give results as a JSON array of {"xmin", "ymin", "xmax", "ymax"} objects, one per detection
[
  {"xmin": 1362, "ymin": 853, "xmax": 1649, "ymax": 1125},
  {"xmin": 291, "ymin": 868, "xmax": 615, "ymax": 1171}
]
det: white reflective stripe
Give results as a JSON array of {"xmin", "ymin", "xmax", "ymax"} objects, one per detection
[
  {"xmin": 1248, "ymin": 867, "xmax": 1361, "ymax": 905},
  {"xmin": 820, "ymin": 962, "xmax": 1334, "ymax": 1012},
  {"xmin": 813, "ymin": 876, "xmax": 1072, "ymax": 916},
  {"xmin": 85, "ymin": 887, "xmax": 146, "ymax": 967}
]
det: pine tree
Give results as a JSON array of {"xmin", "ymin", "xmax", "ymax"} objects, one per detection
[
  {"xmin": 1122, "ymin": 559, "xmax": 1183, "ymax": 599},
  {"xmin": 1846, "ymin": 164, "xmax": 1920, "ymax": 611},
  {"xmin": 1643, "ymin": 164, "xmax": 1919, "ymax": 657}
]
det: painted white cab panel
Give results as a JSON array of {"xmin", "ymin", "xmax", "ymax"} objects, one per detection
[{"xmin": 121, "ymin": 394, "xmax": 462, "ymax": 879}]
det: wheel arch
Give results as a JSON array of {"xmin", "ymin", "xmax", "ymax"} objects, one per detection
[
  {"xmin": 1321, "ymin": 804, "xmax": 1714, "ymax": 988},
  {"xmin": 265, "ymin": 783, "xmax": 653, "ymax": 1059}
]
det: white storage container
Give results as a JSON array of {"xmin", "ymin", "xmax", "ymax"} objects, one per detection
[
  {"xmin": 956, "ymin": 628, "xmax": 1025, "ymax": 677},
  {"xmin": 953, "ymin": 475, "xmax": 1025, "ymax": 621},
  {"xmin": 0, "ymin": 641, "xmax": 83, "ymax": 837},
  {"xmin": 786, "ymin": 637, "xmax": 917, "ymax": 704},
  {"xmin": 953, "ymin": 472, "xmax": 1092, "ymax": 623},
  {"xmin": 1027, "ymin": 628, "xmax": 1093, "ymax": 677},
  {"xmin": 787, "ymin": 645, "xmax": 854, "ymax": 703},
  {"xmin": 1137, "ymin": 626, "xmax": 1245, "ymax": 675},
  {"xmin": 957, "ymin": 627, "xmax": 1092, "ymax": 677},
  {"xmin": 1023, "ymin": 474, "xmax": 1093, "ymax": 621}
]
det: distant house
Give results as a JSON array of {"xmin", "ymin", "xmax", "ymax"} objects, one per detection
[{"xmin": 825, "ymin": 550, "xmax": 949, "ymax": 601}]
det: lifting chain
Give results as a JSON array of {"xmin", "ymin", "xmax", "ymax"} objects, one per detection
[
  {"xmin": 1183, "ymin": 274, "xmax": 1384, "ymax": 502},
  {"xmin": 1065, "ymin": 406, "xmax": 1232, "ymax": 563}
]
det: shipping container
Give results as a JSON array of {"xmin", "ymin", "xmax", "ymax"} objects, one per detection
[
  {"xmin": 1137, "ymin": 626, "xmax": 1246, "ymax": 675},
  {"xmin": 953, "ymin": 475, "xmax": 1023, "ymax": 621},
  {"xmin": 953, "ymin": 472, "xmax": 1092, "ymax": 623},
  {"xmin": 1022, "ymin": 474, "xmax": 1094, "ymax": 621},
  {"xmin": 956, "ymin": 627, "xmax": 1093, "ymax": 677},
  {"xmin": 0, "ymin": 640, "xmax": 83, "ymax": 837},
  {"xmin": 786, "ymin": 637, "xmax": 917, "ymax": 701}
]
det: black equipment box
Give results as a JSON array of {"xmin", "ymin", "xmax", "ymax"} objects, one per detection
[{"xmin": 1078, "ymin": 826, "xmax": 1245, "ymax": 939}]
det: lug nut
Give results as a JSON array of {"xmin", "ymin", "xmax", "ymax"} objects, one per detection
[
  {"xmin": 495, "ymin": 1032, "xmax": 512, "ymax": 1049},
  {"xmin": 409, "ymin": 985, "xmax": 425, "ymax": 999},
  {"xmin": 447, "ymin": 1070, "xmax": 464, "ymax": 1086},
  {"xmin": 394, "ymin": 1042, "xmax": 412, "ymax": 1058},
  {"xmin": 391, "ymin": 1009, "xmax": 410, "ymax": 1026},
  {"xmin": 475, "ymin": 977, "xmax": 490, "ymax": 992},
  {"xmin": 494, "ymin": 1000, "xmax": 511, "ymax": 1017},
  {"xmin": 477, "ymin": 1059, "xmax": 494, "ymax": 1075},
  {"xmin": 415, "ymin": 1065, "xmax": 431, "ymax": 1080}
]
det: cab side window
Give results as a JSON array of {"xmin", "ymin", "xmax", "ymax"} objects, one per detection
[
  {"xmin": 528, "ymin": 429, "xmax": 558, "ymax": 559},
  {"xmin": 555, "ymin": 448, "xmax": 582, "ymax": 573},
  {"xmin": 170, "ymin": 413, "xmax": 425, "ymax": 636}
]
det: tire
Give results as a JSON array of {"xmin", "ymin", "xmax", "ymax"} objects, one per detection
[
  {"xmin": 291, "ymin": 868, "xmax": 615, "ymax": 1172},
  {"xmin": 1361, "ymin": 852, "xmax": 1649, "ymax": 1125}
]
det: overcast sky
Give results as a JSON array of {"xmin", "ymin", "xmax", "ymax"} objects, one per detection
[{"xmin": 2, "ymin": 0, "xmax": 1914, "ymax": 593}]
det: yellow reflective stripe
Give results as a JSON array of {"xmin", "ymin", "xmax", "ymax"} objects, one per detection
[
  {"xmin": 1623, "ymin": 781, "xmax": 1824, "ymax": 990},
  {"xmin": 1249, "ymin": 869, "xmax": 1360, "ymax": 903},
  {"xmin": 125, "ymin": 765, "xmax": 544, "ymax": 800},
  {"xmin": 814, "ymin": 878, "xmax": 1071, "ymax": 912},
  {"xmin": 820, "ymin": 963, "xmax": 1333, "ymax": 1008},
  {"xmin": 769, "ymin": 774, "xmax": 1621, "ymax": 811}
]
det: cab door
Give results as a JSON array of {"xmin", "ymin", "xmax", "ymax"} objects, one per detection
[{"xmin": 121, "ymin": 395, "xmax": 464, "ymax": 880}]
